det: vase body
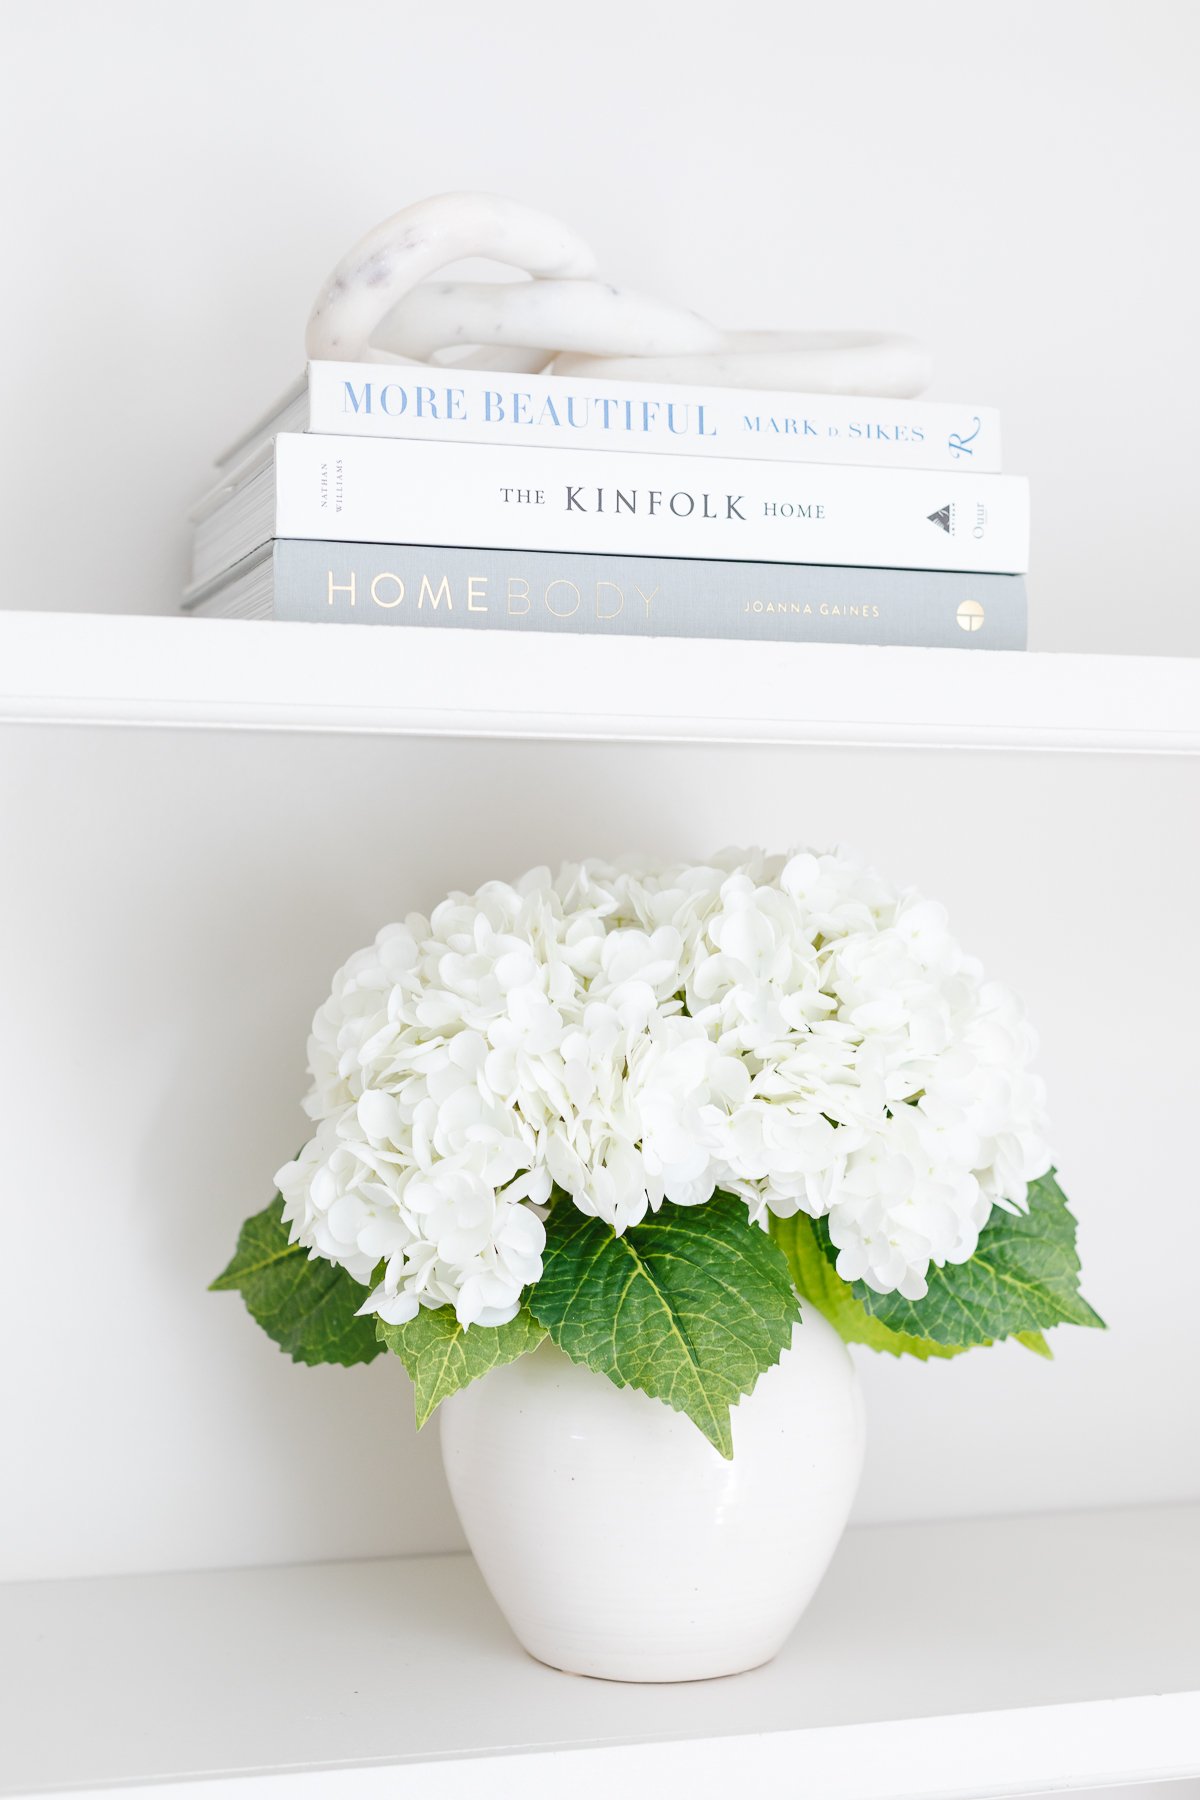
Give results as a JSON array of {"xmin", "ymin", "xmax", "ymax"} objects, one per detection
[{"xmin": 439, "ymin": 1305, "xmax": 864, "ymax": 1682}]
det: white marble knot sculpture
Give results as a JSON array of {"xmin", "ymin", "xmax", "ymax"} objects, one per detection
[{"xmin": 306, "ymin": 192, "xmax": 931, "ymax": 397}]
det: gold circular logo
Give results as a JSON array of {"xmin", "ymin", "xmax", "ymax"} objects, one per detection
[{"xmin": 956, "ymin": 599, "xmax": 985, "ymax": 632}]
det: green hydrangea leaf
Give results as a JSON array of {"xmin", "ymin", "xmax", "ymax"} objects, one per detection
[
  {"xmin": 528, "ymin": 1194, "xmax": 800, "ymax": 1459},
  {"xmin": 210, "ymin": 1193, "xmax": 383, "ymax": 1367},
  {"xmin": 376, "ymin": 1305, "xmax": 547, "ymax": 1428},
  {"xmin": 769, "ymin": 1211, "xmax": 969, "ymax": 1360},
  {"xmin": 1014, "ymin": 1329, "xmax": 1054, "ymax": 1359},
  {"xmin": 831, "ymin": 1170, "xmax": 1106, "ymax": 1347}
]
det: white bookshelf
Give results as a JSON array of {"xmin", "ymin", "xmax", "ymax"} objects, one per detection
[
  {"xmin": 2, "ymin": 608, "xmax": 1197, "ymax": 1800},
  {"xmin": 3, "ymin": 1506, "xmax": 1198, "ymax": 1799},
  {"xmin": 1, "ymin": 609, "xmax": 1198, "ymax": 751}
]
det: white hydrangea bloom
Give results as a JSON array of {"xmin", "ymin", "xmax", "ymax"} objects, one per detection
[{"xmin": 277, "ymin": 849, "xmax": 1052, "ymax": 1323}]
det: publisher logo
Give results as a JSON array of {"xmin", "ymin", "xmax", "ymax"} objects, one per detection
[
  {"xmin": 956, "ymin": 600, "xmax": 985, "ymax": 632},
  {"xmin": 948, "ymin": 417, "xmax": 982, "ymax": 459},
  {"xmin": 928, "ymin": 504, "xmax": 953, "ymax": 534}
]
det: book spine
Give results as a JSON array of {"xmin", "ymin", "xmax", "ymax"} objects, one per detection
[
  {"xmin": 251, "ymin": 540, "xmax": 1027, "ymax": 650},
  {"xmin": 272, "ymin": 436, "xmax": 1030, "ymax": 575},
  {"xmin": 304, "ymin": 359, "xmax": 1003, "ymax": 473}
]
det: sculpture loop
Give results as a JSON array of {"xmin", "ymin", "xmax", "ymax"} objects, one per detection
[
  {"xmin": 306, "ymin": 192, "xmax": 596, "ymax": 363},
  {"xmin": 306, "ymin": 193, "xmax": 931, "ymax": 396},
  {"xmin": 552, "ymin": 332, "xmax": 933, "ymax": 400}
]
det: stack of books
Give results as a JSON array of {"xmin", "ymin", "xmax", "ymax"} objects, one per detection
[{"xmin": 185, "ymin": 362, "xmax": 1029, "ymax": 650}]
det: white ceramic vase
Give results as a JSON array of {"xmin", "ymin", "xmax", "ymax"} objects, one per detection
[{"xmin": 439, "ymin": 1305, "xmax": 864, "ymax": 1682}]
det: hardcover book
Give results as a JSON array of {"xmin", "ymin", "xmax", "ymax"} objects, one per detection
[
  {"xmin": 190, "ymin": 435, "xmax": 1030, "ymax": 589},
  {"xmin": 183, "ymin": 539, "xmax": 1028, "ymax": 651},
  {"xmin": 216, "ymin": 360, "xmax": 1002, "ymax": 475}
]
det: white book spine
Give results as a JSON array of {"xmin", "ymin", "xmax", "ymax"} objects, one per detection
[
  {"xmin": 271, "ymin": 435, "xmax": 1030, "ymax": 574},
  {"xmin": 301, "ymin": 360, "xmax": 1002, "ymax": 473}
]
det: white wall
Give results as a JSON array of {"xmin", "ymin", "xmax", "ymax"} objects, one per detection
[{"xmin": 1, "ymin": 0, "xmax": 1197, "ymax": 656}]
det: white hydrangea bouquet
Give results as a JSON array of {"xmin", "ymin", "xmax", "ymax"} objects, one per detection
[{"xmin": 214, "ymin": 849, "xmax": 1102, "ymax": 1456}]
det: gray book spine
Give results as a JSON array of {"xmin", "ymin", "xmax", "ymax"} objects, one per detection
[{"xmin": 230, "ymin": 540, "xmax": 1028, "ymax": 649}]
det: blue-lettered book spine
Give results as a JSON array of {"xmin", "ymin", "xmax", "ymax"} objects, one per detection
[
  {"xmin": 188, "ymin": 540, "xmax": 1027, "ymax": 650},
  {"xmin": 304, "ymin": 361, "xmax": 1003, "ymax": 473}
]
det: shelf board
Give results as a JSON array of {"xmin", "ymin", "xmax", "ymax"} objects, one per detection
[
  {"xmin": 0, "ymin": 609, "xmax": 1197, "ymax": 752},
  {"xmin": 4, "ymin": 1504, "xmax": 1198, "ymax": 1799}
]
